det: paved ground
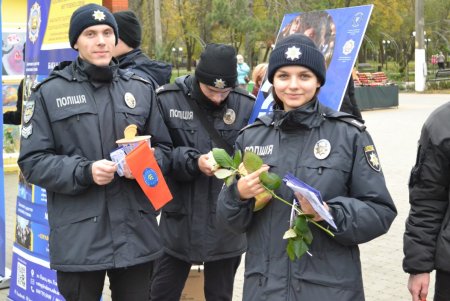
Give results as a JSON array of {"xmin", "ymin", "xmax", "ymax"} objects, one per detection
[{"xmin": 1, "ymin": 92, "xmax": 449, "ymax": 300}]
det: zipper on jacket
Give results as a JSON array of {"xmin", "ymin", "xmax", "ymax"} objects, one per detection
[
  {"xmin": 77, "ymin": 115, "xmax": 80, "ymax": 121},
  {"xmin": 318, "ymin": 167, "xmax": 323, "ymax": 175}
]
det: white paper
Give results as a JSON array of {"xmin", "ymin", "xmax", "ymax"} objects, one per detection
[{"xmin": 284, "ymin": 173, "xmax": 337, "ymax": 230}]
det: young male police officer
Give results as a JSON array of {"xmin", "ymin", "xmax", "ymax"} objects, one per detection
[
  {"xmin": 18, "ymin": 4, "xmax": 172, "ymax": 300},
  {"xmin": 150, "ymin": 44, "xmax": 255, "ymax": 300}
]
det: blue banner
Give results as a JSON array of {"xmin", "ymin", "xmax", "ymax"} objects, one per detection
[
  {"xmin": 0, "ymin": 0, "xmax": 5, "ymax": 279},
  {"xmin": 250, "ymin": 5, "xmax": 373, "ymax": 122},
  {"xmin": 8, "ymin": 1, "xmax": 96, "ymax": 300}
]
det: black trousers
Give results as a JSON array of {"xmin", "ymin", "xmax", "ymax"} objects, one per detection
[
  {"xmin": 435, "ymin": 269, "xmax": 450, "ymax": 301},
  {"xmin": 150, "ymin": 253, "xmax": 241, "ymax": 301},
  {"xmin": 57, "ymin": 261, "xmax": 153, "ymax": 301}
]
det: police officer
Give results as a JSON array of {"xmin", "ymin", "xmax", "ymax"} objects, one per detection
[
  {"xmin": 216, "ymin": 34, "xmax": 397, "ymax": 301},
  {"xmin": 112, "ymin": 10, "xmax": 172, "ymax": 89},
  {"xmin": 18, "ymin": 4, "xmax": 171, "ymax": 300},
  {"xmin": 403, "ymin": 101, "xmax": 450, "ymax": 301},
  {"xmin": 150, "ymin": 44, "xmax": 255, "ymax": 300}
]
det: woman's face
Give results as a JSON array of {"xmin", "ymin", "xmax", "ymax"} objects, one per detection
[{"xmin": 272, "ymin": 65, "xmax": 321, "ymax": 111}]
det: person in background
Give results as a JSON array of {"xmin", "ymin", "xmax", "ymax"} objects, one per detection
[
  {"xmin": 216, "ymin": 34, "xmax": 397, "ymax": 300},
  {"xmin": 112, "ymin": 10, "xmax": 172, "ymax": 88},
  {"xmin": 437, "ymin": 51, "xmax": 446, "ymax": 70},
  {"xmin": 250, "ymin": 62, "xmax": 268, "ymax": 96},
  {"xmin": 151, "ymin": 43, "xmax": 255, "ymax": 301},
  {"xmin": 403, "ymin": 102, "xmax": 450, "ymax": 301},
  {"xmin": 339, "ymin": 74, "xmax": 363, "ymax": 120},
  {"xmin": 18, "ymin": 4, "xmax": 172, "ymax": 300},
  {"xmin": 236, "ymin": 54, "xmax": 250, "ymax": 89}
]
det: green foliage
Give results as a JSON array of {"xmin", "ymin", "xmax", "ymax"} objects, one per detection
[{"xmin": 243, "ymin": 151, "xmax": 263, "ymax": 173}]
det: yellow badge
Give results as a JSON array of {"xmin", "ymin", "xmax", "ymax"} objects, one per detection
[
  {"xmin": 124, "ymin": 92, "xmax": 136, "ymax": 109},
  {"xmin": 364, "ymin": 145, "xmax": 381, "ymax": 172}
]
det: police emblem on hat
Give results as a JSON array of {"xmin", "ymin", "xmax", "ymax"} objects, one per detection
[
  {"xmin": 214, "ymin": 79, "xmax": 226, "ymax": 89},
  {"xmin": 364, "ymin": 145, "xmax": 381, "ymax": 172},
  {"xmin": 143, "ymin": 168, "xmax": 159, "ymax": 187},
  {"xmin": 21, "ymin": 124, "xmax": 33, "ymax": 139},
  {"xmin": 223, "ymin": 108, "xmax": 236, "ymax": 125},
  {"xmin": 23, "ymin": 101, "xmax": 35, "ymax": 124},
  {"xmin": 124, "ymin": 92, "xmax": 136, "ymax": 108},
  {"xmin": 285, "ymin": 46, "xmax": 302, "ymax": 61},
  {"xmin": 314, "ymin": 139, "xmax": 331, "ymax": 160},
  {"xmin": 93, "ymin": 10, "xmax": 106, "ymax": 21}
]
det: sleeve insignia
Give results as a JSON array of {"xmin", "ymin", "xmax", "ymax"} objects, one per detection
[
  {"xmin": 364, "ymin": 145, "xmax": 381, "ymax": 172},
  {"xmin": 21, "ymin": 124, "xmax": 33, "ymax": 139},
  {"xmin": 23, "ymin": 101, "xmax": 35, "ymax": 124}
]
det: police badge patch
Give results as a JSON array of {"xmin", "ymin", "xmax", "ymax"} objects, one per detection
[
  {"xmin": 23, "ymin": 101, "xmax": 35, "ymax": 124},
  {"xmin": 364, "ymin": 145, "xmax": 381, "ymax": 172},
  {"xmin": 223, "ymin": 108, "xmax": 236, "ymax": 125},
  {"xmin": 124, "ymin": 92, "xmax": 136, "ymax": 108},
  {"xmin": 314, "ymin": 139, "xmax": 331, "ymax": 160}
]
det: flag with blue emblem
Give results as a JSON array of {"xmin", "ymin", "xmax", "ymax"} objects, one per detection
[{"xmin": 125, "ymin": 141, "xmax": 172, "ymax": 210}]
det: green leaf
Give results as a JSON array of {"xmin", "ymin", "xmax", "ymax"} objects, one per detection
[
  {"xmin": 212, "ymin": 148, "xmax": 234, "ymax": 168},
  {"xmin": 224, "ymin": 175, "xmax": 235, "ymax": 187},
  {"xmin": 232, "ymin": 150, "xmax": 242, "ymax": 169},
  {"xmin": 213, "ymin": 168, "xmax": 234, "ymax": 179},
  {"xmin": 302, "ymin": 227, "xmax": 313, "ymax": 245},
  {"xmin": 259, "ymin": 171, "xmax": 281, "ymax": 190},
  {"xmin": 283, "ymin": 228, "xmax": 297, "ymax": 239},
  {"xmin": 286, "ymin": 240, "xmax": 296, "ymax": 261},
  {"xmin": 293, "ymin": 239, "xmax": 309, "ymax": 259},
  {"xmin": 294, "ymin": 215, "xmax": 309, "ymax": 233},
  {"xmin": 294, "ymin": 216, "xmax": 313, "ymax": 245},
  {"xmin": 243, "ymin": 151, "xmax": 263, "ymax": 173}
]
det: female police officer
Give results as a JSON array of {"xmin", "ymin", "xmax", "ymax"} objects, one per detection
[{"xmin": 216, "ymin": 34, "xmax": 397, "ymax": 301}]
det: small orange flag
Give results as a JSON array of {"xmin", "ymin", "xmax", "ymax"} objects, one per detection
[{"xmin": 125, "ymin": 141, "xmax": 172, "ymax": 210}]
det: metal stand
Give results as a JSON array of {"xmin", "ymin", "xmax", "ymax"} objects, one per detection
[{"xmin": 0, "ymin": 268, "xmax": 11, "ymax": 290}]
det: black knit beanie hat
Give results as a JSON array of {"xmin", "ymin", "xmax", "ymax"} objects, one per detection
[
  {"xmin": 69, "ymin": 3, "xmax": 119, "ymax": 49},
  {"xmin": 113, "ymin": 10, "xmax": 141, "ymax": 48},
  {"xmin": 195, "ymin": 43, "xmax": 237, "ymax": 89},
  {"xmin": 268, "ymin": 34, "xmax": 326, "ymax": 86}
]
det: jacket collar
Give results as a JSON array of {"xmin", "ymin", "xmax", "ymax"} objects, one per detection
[{"xmin": 257, "ymin": 98, "xmax": 327, "ymax": 130}]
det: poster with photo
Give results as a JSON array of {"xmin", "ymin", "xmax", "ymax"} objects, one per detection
[{"xmin": 250, "ymin": 5, "xmax": 373, "ymax": 122}]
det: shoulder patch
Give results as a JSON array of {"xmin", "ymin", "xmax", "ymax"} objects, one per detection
[
  {"xmin": 130, "ymin": 74, "xmax": 152, "ymax": 85},
  {"xmin": 32, "ymin": 74, "xmax": 58, "ymax": 92},
  {"xmin": 232, "ymin": 87, "xmax": 256, "ymax": 100},
  {"xmin": 325, "ymin": 114, "xmax": 366, "ymax": 131},
  {"xmin": 156, "ymin": 83, "xmax": 180, "ymax": 95},
  {"xmin": 364, "ymin": 145, "xmax": 381, "ymax": 172},
  {"xmin": 239, "ymin": 119, "xmax": 265, "ymax": 133}
]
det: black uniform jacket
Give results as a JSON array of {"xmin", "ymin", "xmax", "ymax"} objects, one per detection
[
  {"xmin": 117, "ymin": 48, "xmax": 172, "ymax": 89},
  {"xmin": 217, "ymin": 100, "xmax": 397, "ymax": 300},
  {"xmin": 18, "ymin": 58, "xmax": 172, "ymax": 272},
  {"xmin": 404, "ymin": 101, "xmax": 450, "ymax": 274},
  {"xmin": 156, "ymin": 75, "xmax": 255, "ymax": 263}
]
